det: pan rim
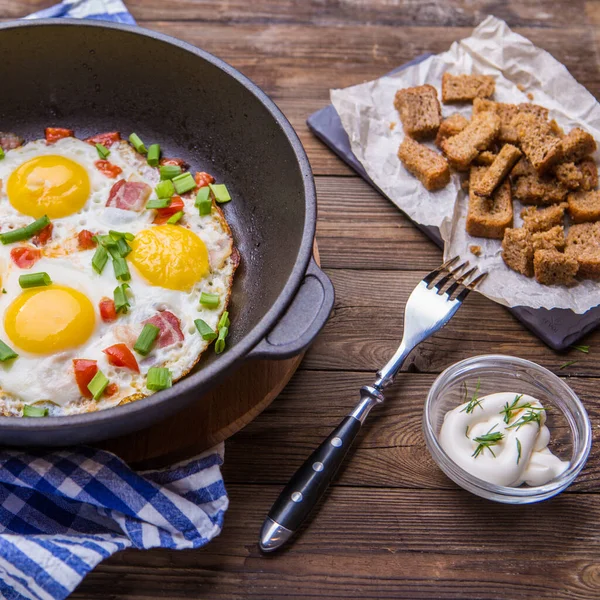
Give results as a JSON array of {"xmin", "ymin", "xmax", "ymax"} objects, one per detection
[{"xmin": 0, "ymin": 18, "xmax": 316, "ymax": 432}]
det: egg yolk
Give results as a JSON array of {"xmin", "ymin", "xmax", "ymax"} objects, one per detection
[
  {"xmin": 129, "ymin": 225, "xmax": 210, "ymax": 291},
  {"xmin": 4, "ymin": 285, "xmax": 95, "ymax": 354},
  {"xmin": 7, "ymin": 155, "xmax": 91, "ymax": 218}
]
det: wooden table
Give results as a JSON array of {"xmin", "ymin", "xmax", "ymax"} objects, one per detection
[{"xmin": 8, "ymin": 1, "xmax": 600, "ymax": 597}]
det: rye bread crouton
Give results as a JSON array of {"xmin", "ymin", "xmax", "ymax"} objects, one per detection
[
  {"xmin": 534, "ymin": 249, "xmax": 578, "ymax": 285},
  {"xmin": 565, "ymin": 222, "xmax": 600, "ymax": 278},
  {"xmin": 531, "ymin": 225, "xmax": 566, "ymax": 253},
  {"xmin": 580, "ymin": 158, "xmax": 599, "ymax": 191},
  {"xmin": 466, "ymin": 167, "xmax": 513, "ymax": 239},
  {"xmin": 441, "ymin": 73, "xmax": 495, "ymax": 103},
  {"xmin": 567, "ymin": 189, "xmax": 600, "ymax": 223},
  {"xmin": 502, "ymin": 227, "xmax": 533, "ymax": 276},
  {"xmin": 513, "ymin": 113, "xmax": 563, "ymax": 175},
  {"xmin": 394, "ymin": 85, "xmax": 442, "ymax": 140},
  {"xmin": 561, "ymin": 128, "xmax": 597, "ymax": 163},
  {"xmin": 435, "ymin": 113, "xmax": 469, "ymax": 148},
  {"xmin": 440, "ymin": 111, "xmax": 500, "ymax": 170},
  {"xmin": 471, "ymin": 144, "xmax": 522, "ymax": 196},
  {"xmin": 511, "ymin": 157, "xmax": 536, "ymax": 179},
  {"xmin": 397, "ymin": 137, "xmax": 450, "ymax": 191},
  {"xmin": 474, "ymin": 151, "xmax": 497, "ymax": 166},
  {"xmin": 521, "ymin": 204, "xmax": 567, "ymax": 232},
  {"xmin": 555, "ymin": 162, "xmax": 583, "ymax": 190},
  {"xmin": 512, "ymin": 174, "xmax": 568, "ymax": 205}
]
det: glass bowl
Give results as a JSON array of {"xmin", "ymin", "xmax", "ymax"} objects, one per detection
[{"xmin": 423, "ymin": 354, "xmax": 592, "ymax": 503}]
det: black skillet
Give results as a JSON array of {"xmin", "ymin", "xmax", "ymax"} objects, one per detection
[{"xmin": 0, "ymin": 19, "xmax": 334, "ymax": 445}]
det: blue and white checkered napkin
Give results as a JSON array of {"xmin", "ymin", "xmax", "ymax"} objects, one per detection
[{"xmin": 0, "ymin": 3, "xmax": 229, "ymax": 599}]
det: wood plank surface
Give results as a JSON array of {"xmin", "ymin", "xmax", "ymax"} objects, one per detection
[{"xmin": 4, "ymin": 1, "xmax": 600, "ymax": 598}]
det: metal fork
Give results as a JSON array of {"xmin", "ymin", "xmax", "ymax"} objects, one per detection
[{"xmin": 258, "ymin": 256, "xmax": 486, "ymax": 552}]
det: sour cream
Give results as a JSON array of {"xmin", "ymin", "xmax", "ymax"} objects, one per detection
[{"xmin": 439, "ymin": 391, "xmax": 569, "ymax": 487}]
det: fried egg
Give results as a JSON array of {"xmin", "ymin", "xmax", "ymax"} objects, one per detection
[{"xmin": 0, "ymin": 133, "xmax": 237, "ymax": 416}]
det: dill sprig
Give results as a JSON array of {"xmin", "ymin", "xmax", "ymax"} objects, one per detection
[
  {"xmin": 460, "ymin": 378, "xmax": 482, "ymax": 414},
  {"xmin": 572, "ymin": 345, "xmax": 590, "ymax": 354},
  {"xmin": 499, "ymin": 394, "xmax": 545, "ymax": 424},
  {"xmin": 472, "ymin": 424, "xmax": 504, "ymax": 459},
  {"xmin": 465, "ymin": 425, "xmax": 470, "ymax": 439},
  {"xmin": 560, "ymin": 360, "xmax": 578, "ymax": 370},
  {"xmin": 516, "ymin": 438, "xmax": 522, "ymax": 465},
  {"xmin": 506, "ymin": 408, "xmax": 544, "ymax": 431}
]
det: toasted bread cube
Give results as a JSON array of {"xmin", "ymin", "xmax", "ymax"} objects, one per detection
[
  {"xmin": 435, "ymin": 113, "xmax": 469, "ymax": 148},
  {"xmin": 513, "ymin": 174, "xmax": 568, "ymax": 205},
  {"xmin": 502, "ymin": 227, "xmax": 533, "ymax": 276},
  {"xmin": 561, "ymin": 128, "xmax": 597, "ymax": 163},
  {"xmin": 565, "ymin": 222, "xmax": 600, "ymax": 278},
  {"xmin": 471, "ymin": 144, "xmax": 521, "ymax": 196},
  {"xmin": 466, "ymin": 167, "xmax": 513, "ymax": 239},
  {"xmin": 519, "ymin": 103, "xmax": 550, "ymax": 121},
  {"xmin": 394, "ymin": 85, "xmax": 442, "ymax": 140},
  {"xmin": 567, "ymin": 189, "xmax": 600, "ymax": 223},
  {"xmin": 474, "ymin": 151, "xmax": 497, "ymax": 166},
  {"xmin": 511, "ymin": 157, "xmax": 536, "ymax": 179},
  {"xmin": 397, "ymin": 137, "xmax": 450, "ymax": 191},
  {"xmin": 555, "ymin": 162, "xmax": 583, "ymax": 190},
  {"xmin": 441, "ymin": 73, "xmax": 495, "ymax": 103},
  {"xmin": 531, "ymin": 226, "xmax": 566, "ymax": 253},
  {"xmin": 521, "ymin": 204, "xmax": 567, "ymax": 232},
  {"xmin": 513, "ymin": 113, "xmax": 563, "ymax": 175},
  {"xmin": 440, "ymin": 112, "xmax": 500, "ymax": 170},
  {"xmin": 580, "ymin": 158, "xmax": 599, "ymax": 191},
  {"xmin": 534, "ymin": 249, "xmax": 578, "ymax": 285}
]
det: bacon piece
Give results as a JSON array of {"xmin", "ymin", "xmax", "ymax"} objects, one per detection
[
  {"xmin": 78, "ymin": 229, "xmax": 97, "ymax": 250},
  {"xmin": 99, "ymin": 298, "xmax": 118, "ymax": 323},
  {"xmin": 10, "ymin": 246, "xmax": 41, "ymax": 269},
  {"xmin": 45, "ymin": 127, "xmax": 74, "ymax": 144},
  {"xmin": 153, "ymin": 196, "xmax": 184, "ymax": 225},
  {"xmin": 106, "ymin": 179, "xmax": 151, "ymax": 211},
  {"xmin": 103, "ymin": 344, "xmax": 140, "ymax": 373},
  {"xmin": 32, "ymin": 223, "xmax": 53, "ymax": 247},
  {"xmin": 0, "ymin": 132, "xmax": 24, "ymax": 150},
  {"xmin": 143, "ymin": 311, "xmax": 184, "ymax": 348},
  {"xmin": 160, "ymin": 157, "xmax": 188, "ymax": 169},
  {"xmin": 73, "ymin": 359, "xmax": 98, "ymax": 399},
  {"xmin": 195, "ymin": 171, "xmax": 215, "ymax": 189},
  {"xmin": 95, "ymin": 160, "xmax": 123, "ymax": 178},
  {"xmin": 105, "ymin": 383, "xmax": 118, "ymax": 397},
  {"xmin": 84, "ymin": 132, "xmax": 121, "ymax": 148}
]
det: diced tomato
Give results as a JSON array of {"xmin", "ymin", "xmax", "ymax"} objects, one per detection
[
  {"xmin": 160, "ymin": 157, "xmax": 188, "ymax": 168},
  {"xmin": 103, "ymin": 343, "xmax": 140, "ymax": 373},
  {"xmin": 95, "ymin": 160, "xmax": 123, "ymax": 178},
  {"xmin": 10, "ymin": 246, "xmax": 41, "ymax": 269},
  {"xmin": 45, "ymin": 127, "xmax": 74, "ymax": 144},
  {"xmin": 73, "ymin": 359, "xmax": 98, "ymax": 399},
  {"xmin": 153, "ymin": 195, "xmax": 185, "ymax": 224},
  {"xmin": 194, "ymin": 171, "xmax": 215, "ymax": 189},
  {"xmin": 78, "ymin": 229, "xmax": 97, "ymax": 250},
  {"xmin": 84, "ymin": 132, "xmax": 121, "ymax": 148},
  {"xmin": 105, "ymin": 382, "xmax": 119, "ymax": 396},
  {"xmin": 99, "ymin": 298, "xmax": 118, "ymax": 323},
  {"xmin": 32, "ymin": 223, "xmax": 53, "ymax": 247}
]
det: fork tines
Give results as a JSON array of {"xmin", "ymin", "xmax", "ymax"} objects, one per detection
[{"xmin": 423, "ymin": 256, "xmax": 487, "ymax": 301}]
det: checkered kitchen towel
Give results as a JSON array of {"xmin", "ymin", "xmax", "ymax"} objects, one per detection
[{"xmin": 0, "ymin": 3, "xmax": 229, "ymax": 599}]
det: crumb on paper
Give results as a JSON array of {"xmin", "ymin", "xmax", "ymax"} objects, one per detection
[
  {"xmin": 389, "ymin": 121, "xmax": 396, "ymax": 130},
  {"xmin": 461, "ymin": 178, "xmax": 470, "ymax": 191},
  {"xmin": 527, "ymin": 92, "xmax": 534, "ymax": 101},
  {"xmin": 517, "ymin": 84, "xmax": 525, "ymax": 92},
  {"xmin": 470, "ymin": 245, "xmax": 482, "ymax": 256}
]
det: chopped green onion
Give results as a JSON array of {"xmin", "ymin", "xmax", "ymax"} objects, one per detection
[
  {"xmin": 147, "ymin": 143, "xmax": 160, "ymax": 167},
  {"xmin": 155, "ymin": 180, "xmax": 175, "ymax": 199},
  {"xmin": 112, "ymin": 256, "xmax": 131, "ymax": 281},
  {"xmin": 23, "ymin": 404, "xmax": 48, "ymax": 417},
  {"xmin": 0, "ymin": 340, "xmax": 17, "ymax": 362},
  {"xmin": 88, "ymin": 370, "xmax": 109, "ymax": 401},
  {"xmin": 124, "ymin": 232, "xmax": 135, "ymax": 241},
  {"xmin": 134, "ymin": 323, "xmax": 160, "ymax": 356},
  {"xmin": 94, "ymin": 234, "xmax": 117, "ymax": 248},
  {"xmin": 200, "ymin": 292, "xmax": 219, "ymax": 308},
  {"xmin": 95, "ymin": 143, "xmax": 110, "ymax": 159},
  {"xmin": 196, "ymin": 186, "xmax": 212, "ymax": 216},
  {"xmin": 218, "ymin": 311, "xmax": 230, "ymax": 329},
  {"xmin": 146, "ymin": 367, "xmax": 172, "ymax": 391},
  {"xmin": 129, "ymin": 133, "xmax": 147, "ymax": 154},
  {"xmin": 92, "ymin": 245, "xmax": 109, "ymax": 274},
  {"xmin": 0, "ymin": 146, "xmax": 4, "ymax": 160},
  {"xmin": 215, "ymin": 326, "xmax": 228, "ymax": 354},
  {"xmin": 160, "ymin": 164, "xmax": 182, "ymax": 180},
  {"xmin": 0, "ymin": 215, "xmax": 51, "ymax": 245},
  {"xmin": 194, "ymin": 319, "xmax": 217, "ymax": 341},
  {"xmin": 114, "ymin": 283, "xmax": 131, "ymax": 314},
  {"xmin": 167, "ymin": 211, "xmax": 183, "ymax": 225},
  {"xmin": 109, "ymin": 230, "xmax": 134, "ymax": 242},
  {"xmin": 19, "ymin": 272, "xmax": 52, "ymax": 289},
  {"xmin": 146, "ymin": 198, "xmax": 171, "ymax": 209},
  {"xmin": 115, "ymin": 237, "xmax": 131, "ymax": 257},
  {"xmin": 209, "ymin": 183, "xmax": 231, "ymax": 204},
  {"xmin": 172, "ymin": 172, "xmax": 196, "ymax": 194}
]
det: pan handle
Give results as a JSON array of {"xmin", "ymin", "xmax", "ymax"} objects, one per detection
[{"xmin": 247, "ymin": 257, "xmax": 334, "ymax": 360}]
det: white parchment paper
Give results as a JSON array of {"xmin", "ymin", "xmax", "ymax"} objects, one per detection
[{"xmin": 330, "ymin": 15, "xmax": 600, "ymax": 313}]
